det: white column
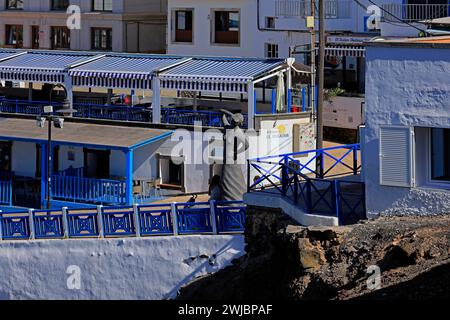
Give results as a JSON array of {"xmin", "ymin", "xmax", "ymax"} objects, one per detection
[
  {"xmin": 286, "ymin": 68, "xmax": 292, "ymax": 90},
  {"xmin": 247, "ymin": 82, "xmax": 255, "ymax": 129},
  {"xmin": 152, "ymin": 77, "xmax": 161, "ymax": 124}
]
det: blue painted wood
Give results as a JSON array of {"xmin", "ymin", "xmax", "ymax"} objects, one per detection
[
  {"xmin": 125, "ymin": 150, "xmax": 133, "ymax": 206},
  {"xmin": 0, "ymin": 211, "xmax": 31, "ymax": 240},
  {"xmin": 248, "ymin": 144, "xmax": 365, "ymax": 224},
  {"xmin": 215, "ymin": 201, "xmax": 246, "ymax": 233},
  {"xmin": 137, "ymin": 204, "xmax": 173, "ymax": 236},
  {"xmin": 51, "ymin": 175, "xmax": 126, "ymax": 205},
  {"xmin": 0, "ymin": 201, "xmax": 245, "ymax": 240},
  {"xmin": 33, "ymin": 210, "xmax": 65, "ymax": 239},
  {"xmin": 176, "ymin": 203, "xmax": 213, "ymax": 234},
  {"xmin": 101, "ymin": 206, "xmax": 136, "ymax": 237},
  {"xmin": 66, "ymin": 208, "xmax": 100, "ymax": 238},
  {"xmin": 0, "ymin": 180, "xmax": 12, "ymax": 206},
  {"xmin": 0, "ymin": 97, "xmax": 249, "ymax": 128}
]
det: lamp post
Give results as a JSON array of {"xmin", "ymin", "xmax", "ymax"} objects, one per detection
[{"xmin": 37, "ymin": 100, "xmax": 76, "ymax": 209}]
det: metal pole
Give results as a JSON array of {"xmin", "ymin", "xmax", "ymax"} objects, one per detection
[
  {"xmin": 317, "ymin": 0, "xmax": 325, "ymax": 150},
  {"xmin": 47, "ymin": 116, "xmax": 52, "ymax": 210},
  {"xmin": 310, "ymin": 0, "xmax": 316, "ymax": 115}
]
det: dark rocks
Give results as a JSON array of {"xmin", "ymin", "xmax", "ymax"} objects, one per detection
[{"xmin": 177, "ymin": 206, "xmax": 450, "ymax": 300}]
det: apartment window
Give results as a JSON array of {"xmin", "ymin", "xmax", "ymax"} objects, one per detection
[
  {"xmin": 213, "ymin": 10, "xmax": 240, "ymax": 45},
  {"xmin": 51, "ymin": 26, "xmax": 70, "ymax": 49},
  {"xmin": 92, "ymin": 0, "xmax": 113, "ymax": 11},
  {"xmin": 5, "ymin": 25, "xmax": 23, "ymax": 47},
  {"xmin": 265, "ymin": 17, "xmax": 275, "ymax": 29},
  {"xmin": 92, "ymin": 28, "xmax": 112, "ymax": 51},
  {"xmin": 6, "ymin": 0, "xmax": 23, "ymax": 9},
  {"xmin": 430, "ymin": 128, "xmax": 450, "ymax": 182},
  {"xmin": 265, "ymin": 43, "xmax": 279, "ymax": 58},
  {"xmin": 51, "ymin": 0, "xmax": 69, "ymax": 10},
  {"xmin": 174, "ymin": 10, "xmax": 193, "ymax": 43},
  {"xmin": 31, "ymin": 26, "xmax": 40, "ymax": 49}
]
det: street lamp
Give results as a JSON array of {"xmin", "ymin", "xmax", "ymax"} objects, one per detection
[{"xmin": 37, "ymin": 101, "xmax": 77, "ymax": 210}]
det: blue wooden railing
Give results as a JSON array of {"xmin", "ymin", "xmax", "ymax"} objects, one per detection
[
  {"xmin": 248, "ymin": 144, "xmax": 365, "ymax": 225},
  {"xmin": 0, "ymin": 97, "xmax": 249, "ymax": 128},
  {"xmin": 0, "ymin": 201, "xmax": 246, "ymax": 240},
  {"xmin": 0, "ymin": 180, "xmax": 12, "ymax": 206},
  {"xmin": 51, "ymin": 175, "xmax": 127, "ymax": 205}
]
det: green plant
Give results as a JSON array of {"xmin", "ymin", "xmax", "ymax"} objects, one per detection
[{"xmin": 325, "ymin": 87, "xmax": 346, "ymax": 101}]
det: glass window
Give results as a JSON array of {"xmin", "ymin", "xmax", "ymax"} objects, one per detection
[
  {"xmin": 214, "ymin": 11, "xmax": 240, "ymax": 44},
  {"xmin": 265, "ymin": 43, "xmax": 279, "ymax": 58},
  {"xmin": 174, "ymin": 10, "xmax": 193, "ymax": 42},
  {"xmin": 92, "ymin": 28, "xmax": 112, "ymax": 51},
  {"xmin": 92, "ymin": 0, "xmax": 113, "ymax": 11},
  {"xmin": 51, "ymin": 26, "xmax": 70, "ymax": 49},
  {"xmin": 6, "ymin": 0, "xmax": 23, "ymax": 9},
  {"xmin": 431, "ymin": 128, "xmax": 450, "ymax": 181},
  {"xmin": 51, "ymin": 0, "xmax": 69, "ymax": 10},
  {"xmin": 5, "ymin": 25, "xmax": 23, "ymax": 47}
]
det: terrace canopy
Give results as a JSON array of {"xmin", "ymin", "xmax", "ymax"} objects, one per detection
[
  {"xmin": 0, "ymin": 50, "xmax": 95, "ymax": 84},
  {"xmin": 68, "ymin": 54, "xmax": 189, "ymax": 90},
  {"xmin": 0, "ymin": 117, "xmax": 173, "ymax": 205},
  {"xmin": 0, "ymin": 49, "xmax": 292, "ymax": 129}
]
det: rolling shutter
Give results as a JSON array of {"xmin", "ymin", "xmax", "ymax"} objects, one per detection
[{"xmin": 379, "ymin": 126, "xmax": 415, "ymax": 187}]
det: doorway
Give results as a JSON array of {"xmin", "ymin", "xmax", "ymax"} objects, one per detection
[{"xmin": 84, "ymin": 149, "xmax": 110, "ymax": 179}]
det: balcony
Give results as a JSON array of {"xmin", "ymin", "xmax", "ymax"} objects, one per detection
[
  {"xmin": 275, "ymin": 0, "xmax": 352, "ymax": 19},
  {"xmin": 381, "ymin": 3, "xmax": 450, "ymax": 23}
]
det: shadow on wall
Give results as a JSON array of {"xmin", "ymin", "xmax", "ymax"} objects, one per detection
[{"xmin": 164, "ymin": 238, "xmax": 244, "ymax": 300}]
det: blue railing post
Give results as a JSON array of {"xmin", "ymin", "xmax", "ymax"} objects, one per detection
[
  {"xmin": 28, "ymin": 209, "xmax": 35, "ymax": 240},
  {"xmin": 287, "ymin": 89, "xmax": 292, "ymax": 113},
  {"xmin": 247, "ymin": 160, "xmax": 251, "ymax": 193},
  {"xmin": 15, "ymin": 99, "xmax": 19, "ymax": 114},
  {"xmin": 125, "ymin": 150, "xmax": 134, "ymax": 206},
  {"xmin": 306, "ymin": 179, "xmax": 312, "ymax": 214},
  {"xmin": 316, "ymin": 150, "xmax": 325, "ymax": 179},
  {"xmin": 133, "ymin": 203, "xmax": 141, "ymax": 237},
  {"xmin": 334, "ymin": 180, "xmax": 341, "ymax": 224},
  {"xmin": 62, "ymin": 207, "xmax": 69, "ymax": 238},
  {"xmin": 271, "ymin": 89, "xmax": 276, "ymax": 114},
  {"xmin": 281, "ymin": 156, "xmax": 289, "ymax": 196},
  {"xmin": 170, "ymin": 203, "xmax": 179, "ymax": 236},
  {"xmin": 353, "ymin": 145, "xmax": 359, "ymax": 175},
  {"xmin": 97, "ymin": 205, "xmax": 104, "ymax": 238},
  {"xmin": 302, "ymin": 87, "xmax": 307, "ymax": 112},
  {"xmin": 293, "ymin": 173, "xmax": 299, "ymax": 205},
  {"xmin": 209, "ymin": 200, "xmax": 219, "ymax": 235}
]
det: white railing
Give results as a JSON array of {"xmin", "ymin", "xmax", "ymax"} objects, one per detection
[
  {"xmin": 275, "ymin": 0, "xmax": 352, "ymax": 19},
  {"xmin": 381, "ymin": 4, "xmax": 450, "ymax": 22}
]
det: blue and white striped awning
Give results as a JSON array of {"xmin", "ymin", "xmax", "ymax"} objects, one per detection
[
  {"xmin": 69, "ymin": 55, "xmax": 186, "ymax": 89},
  {"xmin": 0, "ymin": 51, "xmax": 94, "ymax": 84},
  {"xmin": 0, "ymin": 50, "xmax": 23, "ymax": 62},
  {"xmin": 159, "ymin": 58, "xmax": 286, "ymax": 93}
]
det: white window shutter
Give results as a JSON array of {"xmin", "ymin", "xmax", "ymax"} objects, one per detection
[{"xmin": 379, "ymin": 126, "xmax": 415, "ymax": 187}]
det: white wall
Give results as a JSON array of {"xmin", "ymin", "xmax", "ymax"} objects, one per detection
[
  {"xmin": 0, "ymin": 235, "xmax": 244, "ymax": 300},
  {"xmin": 167, "ymin": 0, "xmax": 310, "ymax": 58},
  {"xmin": 0, "ymin": 0, "xmax": 167, "ymax": 52},
  {"xmin": 364, "ymin": 44, "xmax": 450, "ymax": 216}
]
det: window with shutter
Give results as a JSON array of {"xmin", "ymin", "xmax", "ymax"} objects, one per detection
[{"xmin": 379, "ymin": 126, "xmax": 415, "ymax": 187}]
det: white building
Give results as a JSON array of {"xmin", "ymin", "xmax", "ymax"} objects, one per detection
[
  {"xmin": 363, "ymin": 36, "xmax": 450, "ymax": 216},
  {"xmin": 0, "ymin": 0, "xmax": 167, "ymax": 53}
]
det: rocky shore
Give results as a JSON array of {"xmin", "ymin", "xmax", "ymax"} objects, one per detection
[{"xmin": 177, "ymin": 206, "xmax": 450, "ymax": 300}]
